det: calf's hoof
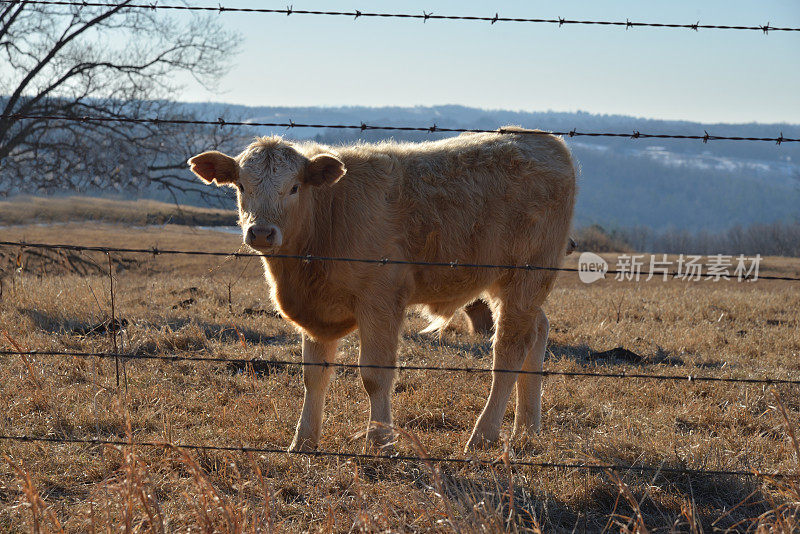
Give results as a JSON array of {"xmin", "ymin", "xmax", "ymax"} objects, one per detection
[
  {"xmin": 365, "ymin": 440, "xmax": 396, "ymax": 456},
  {"xmin": 464, "ymin": 428, "xmax": 498, "ymax": 452},
  {"xmin": 512, "ymin": 421, "xmax": 541, "ymax": 438},
  {"xmin": 288, "ymin": 436, "xmax": 317, "ymax": 453},
  {"xmin": 364, "ymin": 426, "xmax": 395, "ymax": 452}
]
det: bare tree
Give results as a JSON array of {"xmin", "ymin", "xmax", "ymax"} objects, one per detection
[
  {"xmin": 146, "ymin": 119, "xmax": 248, "ymax": 207},
  {"xmin": 0, "ymin": 1, "xmax": 240, "ymax": 199}
]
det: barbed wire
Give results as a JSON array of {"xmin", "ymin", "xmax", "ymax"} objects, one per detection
[
  {"xmin": 2, "ymin": 0, "xmax": 798, "ymax": 34},
  {"xmin": 2, "ymin": 350, "xmax": 799, "ymax": 387},
  {"xmin": 4, "ymin": 0, "xmax": 798, "ymax": 505},
  {"xmin": 0, "ymin": 434, "xmax": 793, "ymax": 479},
  {"xmin": 5, "ymin": 113, "xmax": 798, "ymax": 144},
  {"xmin": 2, "ymin": 241, "xmax": 799, "ymax": 282}
]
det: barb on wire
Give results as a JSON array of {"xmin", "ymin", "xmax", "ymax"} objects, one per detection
[
  {"xmin": 0, "ymin": 434, "xmax": 793, "ymax": 479},
  {"xmin": 2, "ymin": 350, "xmax": 799, "ymax": 386},
  {"xmin": 4, "ymin": 113, "xmax": 799, "ymax": 144},
  {"xmin": 1, "ymin": 0, "xmax": 799, "ymax": 33},
  {"xmin": 2, "ymin": 241, "xmax": 799, "ymax": 282}
]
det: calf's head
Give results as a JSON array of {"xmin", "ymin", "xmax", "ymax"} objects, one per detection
[{"xmin": 188, "ymin": 137, "xmax": 346, "ymax": 253}]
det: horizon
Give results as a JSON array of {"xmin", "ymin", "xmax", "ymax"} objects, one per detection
[{"xmin": 182, "ymin": 100, "xmax": 800, "ymax": 127}]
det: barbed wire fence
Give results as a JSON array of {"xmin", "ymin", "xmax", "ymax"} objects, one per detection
[
  {"xmin": 2, "ymin": 240, "xmax": 799, "ymax": 281},
  {"xmin": 3, "ymin": 348, "xmax": 800, "ymax": 386},
  {"xmin": 5, "ymin": 113, "xmax": 799, "ymax": 144},
  {"xmin": 2, "ymin": 0, "xmax": 799, "ymax": 33},
  {"xmin": 1, "ymin": 0, "xmax": 800, "ymax": 503},
  {"xmin": 0, "ymin": 434, "xmax": 795, "ymax": 480},
  {"xmin": 1, "ymin": 238, "xmax": 799, "ymax": 481}
]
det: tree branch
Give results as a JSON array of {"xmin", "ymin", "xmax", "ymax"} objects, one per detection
[{"xmin": 1, "ymin": 1, "xmax": 133, "ymax": 124}]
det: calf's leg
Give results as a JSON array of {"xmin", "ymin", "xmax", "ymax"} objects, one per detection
[
  {"xmin": 289, "ymin": 335, "xmax": 338, "ymax": 452},
  {"xmin": 465, "ymin": 304, "xmax": 535, "ymax": 451},
  {"xmin": 357, "ymin": 305, "xmax": 403, "ymax": 448},
  {"xmin": 465, "ymin": 270, "xmax": 554, "ymax": 451},
  {"xmin": 463, "ymin": 300, "xmax": 494, "ymax": 335},
  {"xmin": 513, "ymin": 308, "xmax": 548, "ymax": 436}
]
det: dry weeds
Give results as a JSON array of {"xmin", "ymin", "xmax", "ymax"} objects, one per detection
[{"xmin": 0, "ymin": 222, "xmax": 799, "ymax": 532}]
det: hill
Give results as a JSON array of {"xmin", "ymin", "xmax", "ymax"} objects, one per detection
[
  {"xmin": 4, "ymin": 103, "xmax": 798, "ymax": 232},
  {"xmin": 174, "ymin": 103, "xmax": 800, "ymax": 232}
]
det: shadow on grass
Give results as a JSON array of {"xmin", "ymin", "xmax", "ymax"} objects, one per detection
[
  {"xmin": 18, "ymin": 307, "xmax": 107, "ymax": 335},
  {"xmin": 20, "ymin": 306, "xmax": 731, "ymax": 379},
  {"xmin": 407, "ymin": 330, "xmax": 727, "ymax": 371},
  {"xmin": 404, "ymin": 331, "xmax": 493, "ymax": 360},
  {"xmin": 17, "ymin": 309, "xmax": 298, "ymax": 374},
  {"xmin": 161, "ymin": 317, "xmax": 297, "ymax": 347},
  {"xmin": 19, "ymin": 308, "xmax": 290, "ymax": 347},
  {"xmin": 162, "ymin": 317, "xmax": 301, "ymax": 377},
  {"xmin": 547, "ymin": 342, "xmax": 728, "ymax": 370},
  {"xmin": 375, "ymin": 455, "xmax": 775, "ymax": 532}
]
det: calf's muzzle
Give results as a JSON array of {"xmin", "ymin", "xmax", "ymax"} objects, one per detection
[{"xmin": 244, "ymin": 224, "xmax": 282, "ymax": 250}]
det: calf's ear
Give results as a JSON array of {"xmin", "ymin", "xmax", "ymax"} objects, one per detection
[
  {"xmin": 303, "ymin": 154, "xmax": 346, "ymax": 186},
  {"xmin": 188, "ymin": 151, "xmax": 239, "ymax": 186}
]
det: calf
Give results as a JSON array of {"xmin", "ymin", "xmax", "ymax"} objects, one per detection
[{"xmin": 189, "ymin": 128, "xmax": 576, "ymax": 451}]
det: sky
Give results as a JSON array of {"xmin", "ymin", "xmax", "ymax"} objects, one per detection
[{"xmin": 164, "ymin": 1, "xmax": 797, "ymax": 124}]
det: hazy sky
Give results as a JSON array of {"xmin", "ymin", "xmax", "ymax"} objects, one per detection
[{"xmin": 177, "ymin": 0, "xmax": 800, "ymax": 124}]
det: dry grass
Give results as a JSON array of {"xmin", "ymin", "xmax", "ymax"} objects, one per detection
[
  {"xmin": 0, "ymin": 196, "xmax": 236, "ymax": 228},
  {"xmin": 1, "ymin": 221, "xmax": 799, "ymax": 532}
]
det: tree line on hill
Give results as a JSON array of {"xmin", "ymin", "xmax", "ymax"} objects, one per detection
[{"xmin": 576, "ymin": 222, "xmax": 800, "ymax": 257}]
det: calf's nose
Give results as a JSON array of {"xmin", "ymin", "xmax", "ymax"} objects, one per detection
[{"xmin": 244, "ymin": 224, "xmax": 282, "ymax": 249}]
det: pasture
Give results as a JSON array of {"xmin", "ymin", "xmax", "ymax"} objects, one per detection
[{"xmin": 1, "ymin": 219, "xmax": 799, "ymax": 532}]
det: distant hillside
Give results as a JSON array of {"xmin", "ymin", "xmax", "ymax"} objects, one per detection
[
  {"xmin": 167, "ymin": 103, "xmax": 798, "ymax": 232},
  {"xmin": 10, "ymin": 102, "xmax": 797, "ymax": 232}
]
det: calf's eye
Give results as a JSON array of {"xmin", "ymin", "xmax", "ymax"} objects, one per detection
[{"xmin": 289, "ymin": 184, "xmax": 300, "ymax": 195}]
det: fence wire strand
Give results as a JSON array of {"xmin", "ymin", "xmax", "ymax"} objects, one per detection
[
  {"xmin": 2, "ymin": 242, "xmax": 798, "ymax": 484},
  {"xmin": 2, "ymin": 0, "xmax": 798, "ymax": 34},
  {"xmin": 5, "ymin": 113, "xmax": 798, "ymax": 144},
  {"xmin": 0, "ymin": 434, "xmax": 793, "ymax": 480},
  {"xmin": 3, "ymin": 0, "xmax": 799, "ymax": 502},
  {"xmin": 2, "ymin": 349, "xmax": 799, "ymax": 386},
  {"xmin": 2, "ymin": 241, "xmax": 798, "ymax": 281}
]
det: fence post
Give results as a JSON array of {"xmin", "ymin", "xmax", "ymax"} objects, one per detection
[{"xmin": 107, "ymin": 253, "xmax": 120, "ymax": 389}]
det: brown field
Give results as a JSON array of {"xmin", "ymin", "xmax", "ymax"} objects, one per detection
[
  {"xmin": 1, "ymin": 220, "xmax": 799, "ymax": 532},
  {"xmin": 0, "ymin": 196, "xmax": 236, "ymax": 228}
]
